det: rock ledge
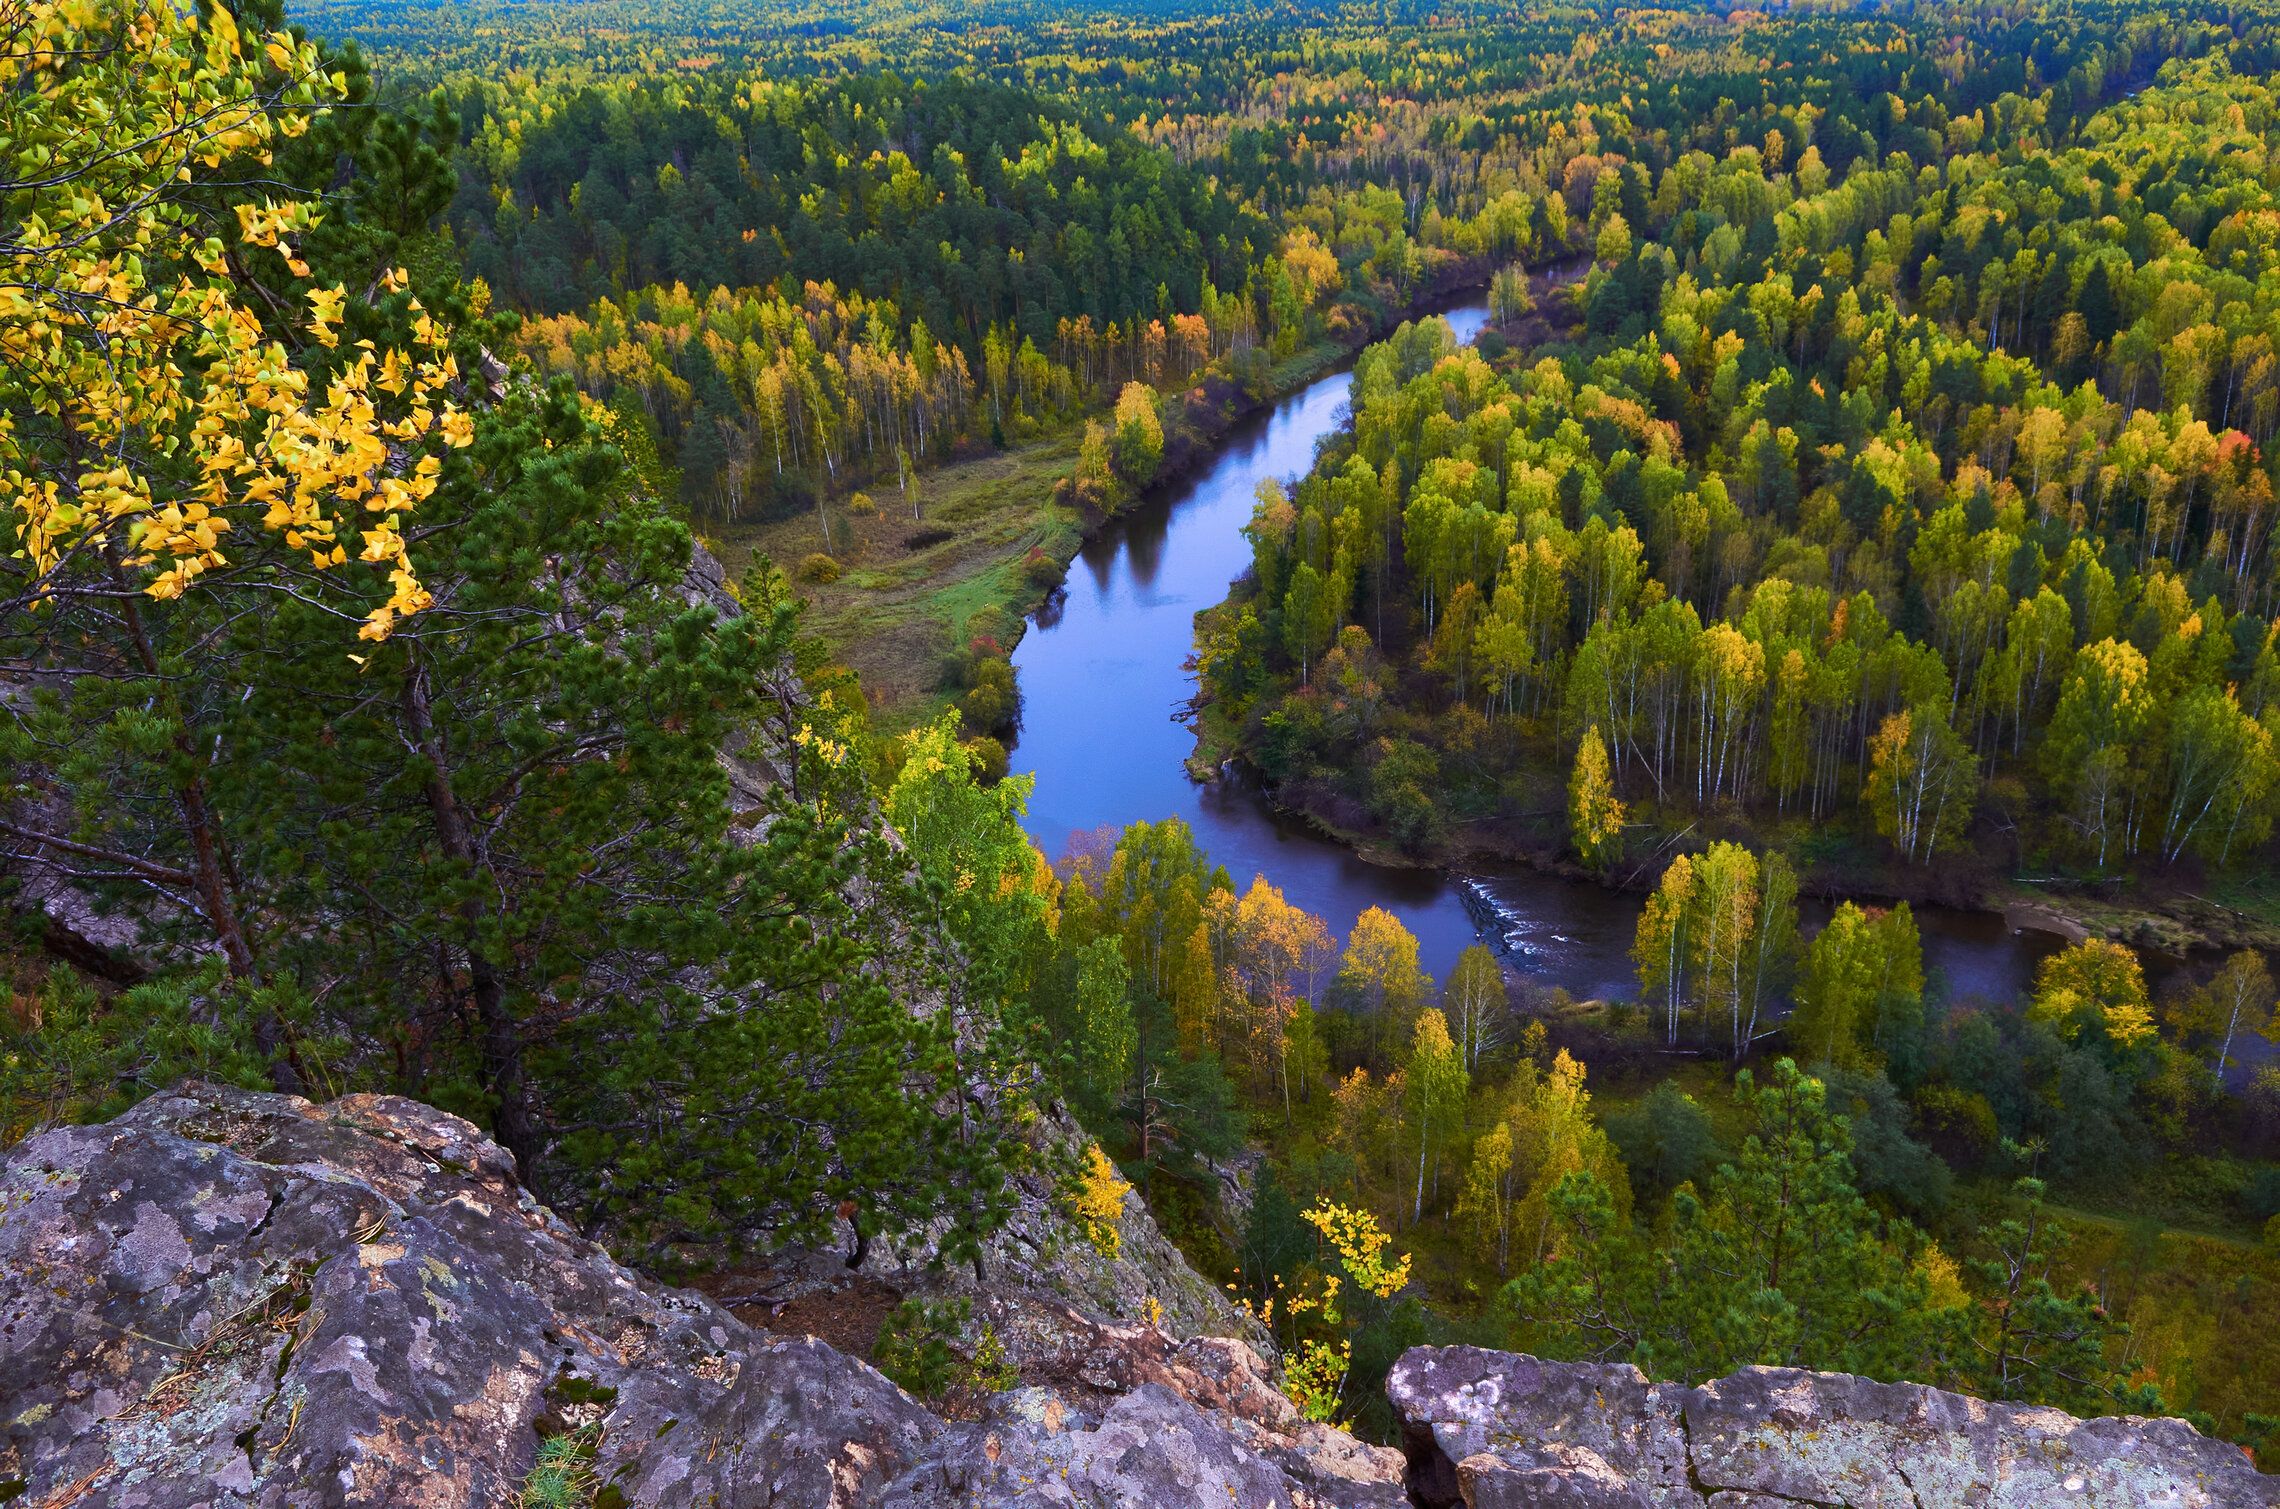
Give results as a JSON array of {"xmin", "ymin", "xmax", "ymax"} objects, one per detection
[
  {"xmin": 1389, "ymin": 1343, "xmax": 2279, "ymax": 1509},
  {"xmin": 0, "ymin": 1083, "xmax": 1401, "ymax": 1508}
]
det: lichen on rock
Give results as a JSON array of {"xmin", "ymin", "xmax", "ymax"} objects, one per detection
[
  {"xmin": 1388, "ymin": 1344, "xmax": 2280, "ymax": 1509},
  {"xmin": 12, "ymin": 1084, "xmax": 2261, "ymax": 1509},
  {"xmin": 0, "ymin": 1082, "xmax": 1388, "ymax": 1508}
]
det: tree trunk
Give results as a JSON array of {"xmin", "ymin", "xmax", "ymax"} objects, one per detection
[
  {"xmin": 401, "ymin": 658, "xmax": 539, "ymax": 1184},
  {"xmin": 102, "ymin": 541, "xmax": 257, "ymax": 983},
  {"xmin": 1414, "ymin": 1119, "xmax": 1429, "ymax": 1228},
  {"xmin": 97, "ymin": 536, "xmax": 304, "ymax": 1090}
]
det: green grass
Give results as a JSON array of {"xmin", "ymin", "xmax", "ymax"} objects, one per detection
[
  {"xmin": 701, "ymin": 430, "xmax": 1084, "ymax": 737},
  {"xmin": 1266, "ymin": 338, "xmax": 1355, "ymax": 392},
  {"xmin": 518, "ymin": 1429, "xmax": 599, "ymax": 1509},
  {"xmin": 702, "ymin": 336, "xmax": 1362, "ymax": 744},
  {"xmin": 2194, "ymin": 870, "xmax": 2280, "ymax": 938}
]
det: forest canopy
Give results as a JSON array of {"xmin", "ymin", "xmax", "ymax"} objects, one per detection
[{"xmin": 3, "ymin": 0, "xmax": 2279, "ymax": 1474}]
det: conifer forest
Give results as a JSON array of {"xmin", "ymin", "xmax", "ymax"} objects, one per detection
[{"xmin": 10, "ymin": 0, "xmax": 2280, "ymax": 1469}]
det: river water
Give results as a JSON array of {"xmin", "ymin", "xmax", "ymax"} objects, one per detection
[{"xmin": 1007, "ymin": 303, "xmax": 2150, "ymax": 1017}]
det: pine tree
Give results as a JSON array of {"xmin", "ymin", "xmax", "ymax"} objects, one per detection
[
  {"xmin": 0, "ymin": 3, "xmax": 477, "ymax": 1013},
  {"xmin": 1508, "ymin": 1061, "xmax": 1943, "ymax": 1385},
  {"xmin": 0, "ymin": 4, "xmax": 1030, "ymax": 1269},
  {"xmin": 1957, "ymin": 1155, "xmax": 2161, "ymax": 1414}
]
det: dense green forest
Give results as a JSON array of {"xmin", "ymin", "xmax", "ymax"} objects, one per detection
[
  {"xmin": 331, "ymin": 0, "xmax": 2266, "ymax": 517},
  {"xmin": 2, "ymin": 0, "xmax": 2277, "ymax": 1474},
  {"xmin": 451, "ymin": 75, "xmax": 1260, "ymax": 327},
  {"xmin": 1208, "ymin": 56, "xmax": 2280, "ymax": 885}
]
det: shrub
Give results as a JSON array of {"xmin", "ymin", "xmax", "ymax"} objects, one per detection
[
  {"xmin": 963, "ymin": 735, "xmax": 1009, "ymax": 783},
  {"xmin": 964, "ymin": 606, "xmax": 1013, "ymax": 646},
  {"xmin": 1113, "ymin": 382, "xmax": 1164, "ymax": 484},
  {"xmin": 1912, "ymin": 1083, "xmax": 2001, "ymax": 1169},
  {"xmin": 3, "ymin": 961, "xmax": 290, "ymax": 1146},
  {"xmin": 1069, "ymin": 1143, "xmax": 1133, "ymax": 1258},
  {"xmin": 1022, "ymin": 545, "xmax": 1066, "ymax": 589},
  {"xmin": 795, "ymin": 553, "xmax": 840, "ymax": 584},
  {"xmin": 873, "ymin": 1297, "xmax": 1017, "ymax": 1417},
  {"xmin": 961, "ymin": 659, "xmax": 1018, "ymax": 734},
  {"xmin": 760, "ymin": 469, "xmax": 816, "ymax": 524},
  {"xmin": 2245, "ymin": 1166, "xmax": 2280, "ymax": 1222},
  {"xmin": 847, "ymin": 491, "xmax": 878, "ymax": 515}
]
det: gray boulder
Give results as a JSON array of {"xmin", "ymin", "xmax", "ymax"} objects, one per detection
[
  {"xmin": 877, "ymin": 1366, "xmax": 1407, "ymax": 1509},
  {"xmin": 1388, "ymin": 1345, "xmax": 2280, "ymax": 1509},
  {"xmin": 0, "ymin": 1081, "xmax": 942, "ymax": 1507},
  {"xmin": 881, "ymin": 1383, "xmax": 1297, "ymax": 1508},
  {"xmin": 0, "ymin": 1082, "xmax": 1395, "ymax": 1508},
  {"xmin": 31, "ymin": 1082, "xmax": 2258, "ymax": 1509}
]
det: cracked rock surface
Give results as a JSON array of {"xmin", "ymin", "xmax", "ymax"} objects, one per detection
[
  {"xmin": 18, "ymin": 1084, "xmax": 2258, "ymax": 1509},
  {"xmin": 0, "ymin": 1083, "xmax": 1399, "ymax": 1508},
  {"xmin": 1388, "ymin": 1344, "xmax": 2280, "ymax": 1509}
]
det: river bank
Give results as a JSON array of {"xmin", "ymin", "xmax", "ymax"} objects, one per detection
[
  {"xmin": 1190, "ymin": 509, "xmax": 2280, "ymax": 973},
  {"xmin": 1232, "ymin": 758, "xmax": 2280, "ymax": 966},
  {"xmin": 706, "ymin": 253, "xmax": 1499, "ymax": 740},
  {"xmin": 1168, "ymin": 274, "xmax": 2280, "ymax": 985},
  {"xmin": 998, "ymin": 284, "xmax": 2136, "ymax": 1010}
]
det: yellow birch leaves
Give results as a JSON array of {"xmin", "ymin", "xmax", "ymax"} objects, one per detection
[
  {"xmin": 1071, "ymin": 1143, "xmax": 1132, "ymax": 1260},
  {"xmin": 2029, "ymin": 938, "xmax": 2156, "ymax": 1048},
  {"xmin": 0, "ymin": 0, "xmax": 474, "ymax": 640},
  {"xmin": 1569, "ymin": 723, "xmax": 1626, "ymax": 870}
]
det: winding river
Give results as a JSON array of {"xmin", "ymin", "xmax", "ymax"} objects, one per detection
[{"xmin": 1007, "ymin": 301, "xmax": 2147, "ymax": 1015}]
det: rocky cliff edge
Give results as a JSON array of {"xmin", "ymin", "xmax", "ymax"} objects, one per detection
[
  {"xmin": 0, "ymin": 1082, "xmax": 1402, "ymax": 1508},
  {"xmin": 1388, "ymin": 1344, "xmax": 2278, "ymax": 1509},
  {"xmin": 3, "ymin": 1083, "xmax": 2270, "ymax": 1509}
]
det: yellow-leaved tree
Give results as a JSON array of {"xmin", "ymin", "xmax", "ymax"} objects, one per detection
[
  {"xmin": 1506, "ymin": 1048, "xmax": 1630, "ymax": 1267},
  {"xmin": 1405, "ymin": 1007, "xmax": 1470, "ymax": 1226},
  {"xmin": 2164, "ymin": 950, "xmax": 2279, "ymax": 1075},
  {"xmin": 2028, "ymin": 938, "xmax": 2155, "ymax": 1048},
  {"xmin": 0, "ymin": 0, "xmax": 469, "ymax": 635},
  {"xmin": 1339, "ymin": 904, "xmax": 1429, "ymax": 1067},
  {"xmin": 1456, "ymin": 1119, "xmax": 1517, "ymax": 1273},
  {"xmin": 1070, "ymin": 1143, "xmax": 1133, "ymax": 1260},
  {"xmin": 1568, "ymin": 723, "xmax": 1626, "ymax": 871},
  {"xmin": 0, "ymin": 0, "xmax": 1039, "ymax": 1294},
  {"xmin": 1279, "ymin": 1201, "xmax": 1411, "ymax": 1425},
  {"xmin": 0, "ymin": 0, "xmax": 470, "ymax": 981}
]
